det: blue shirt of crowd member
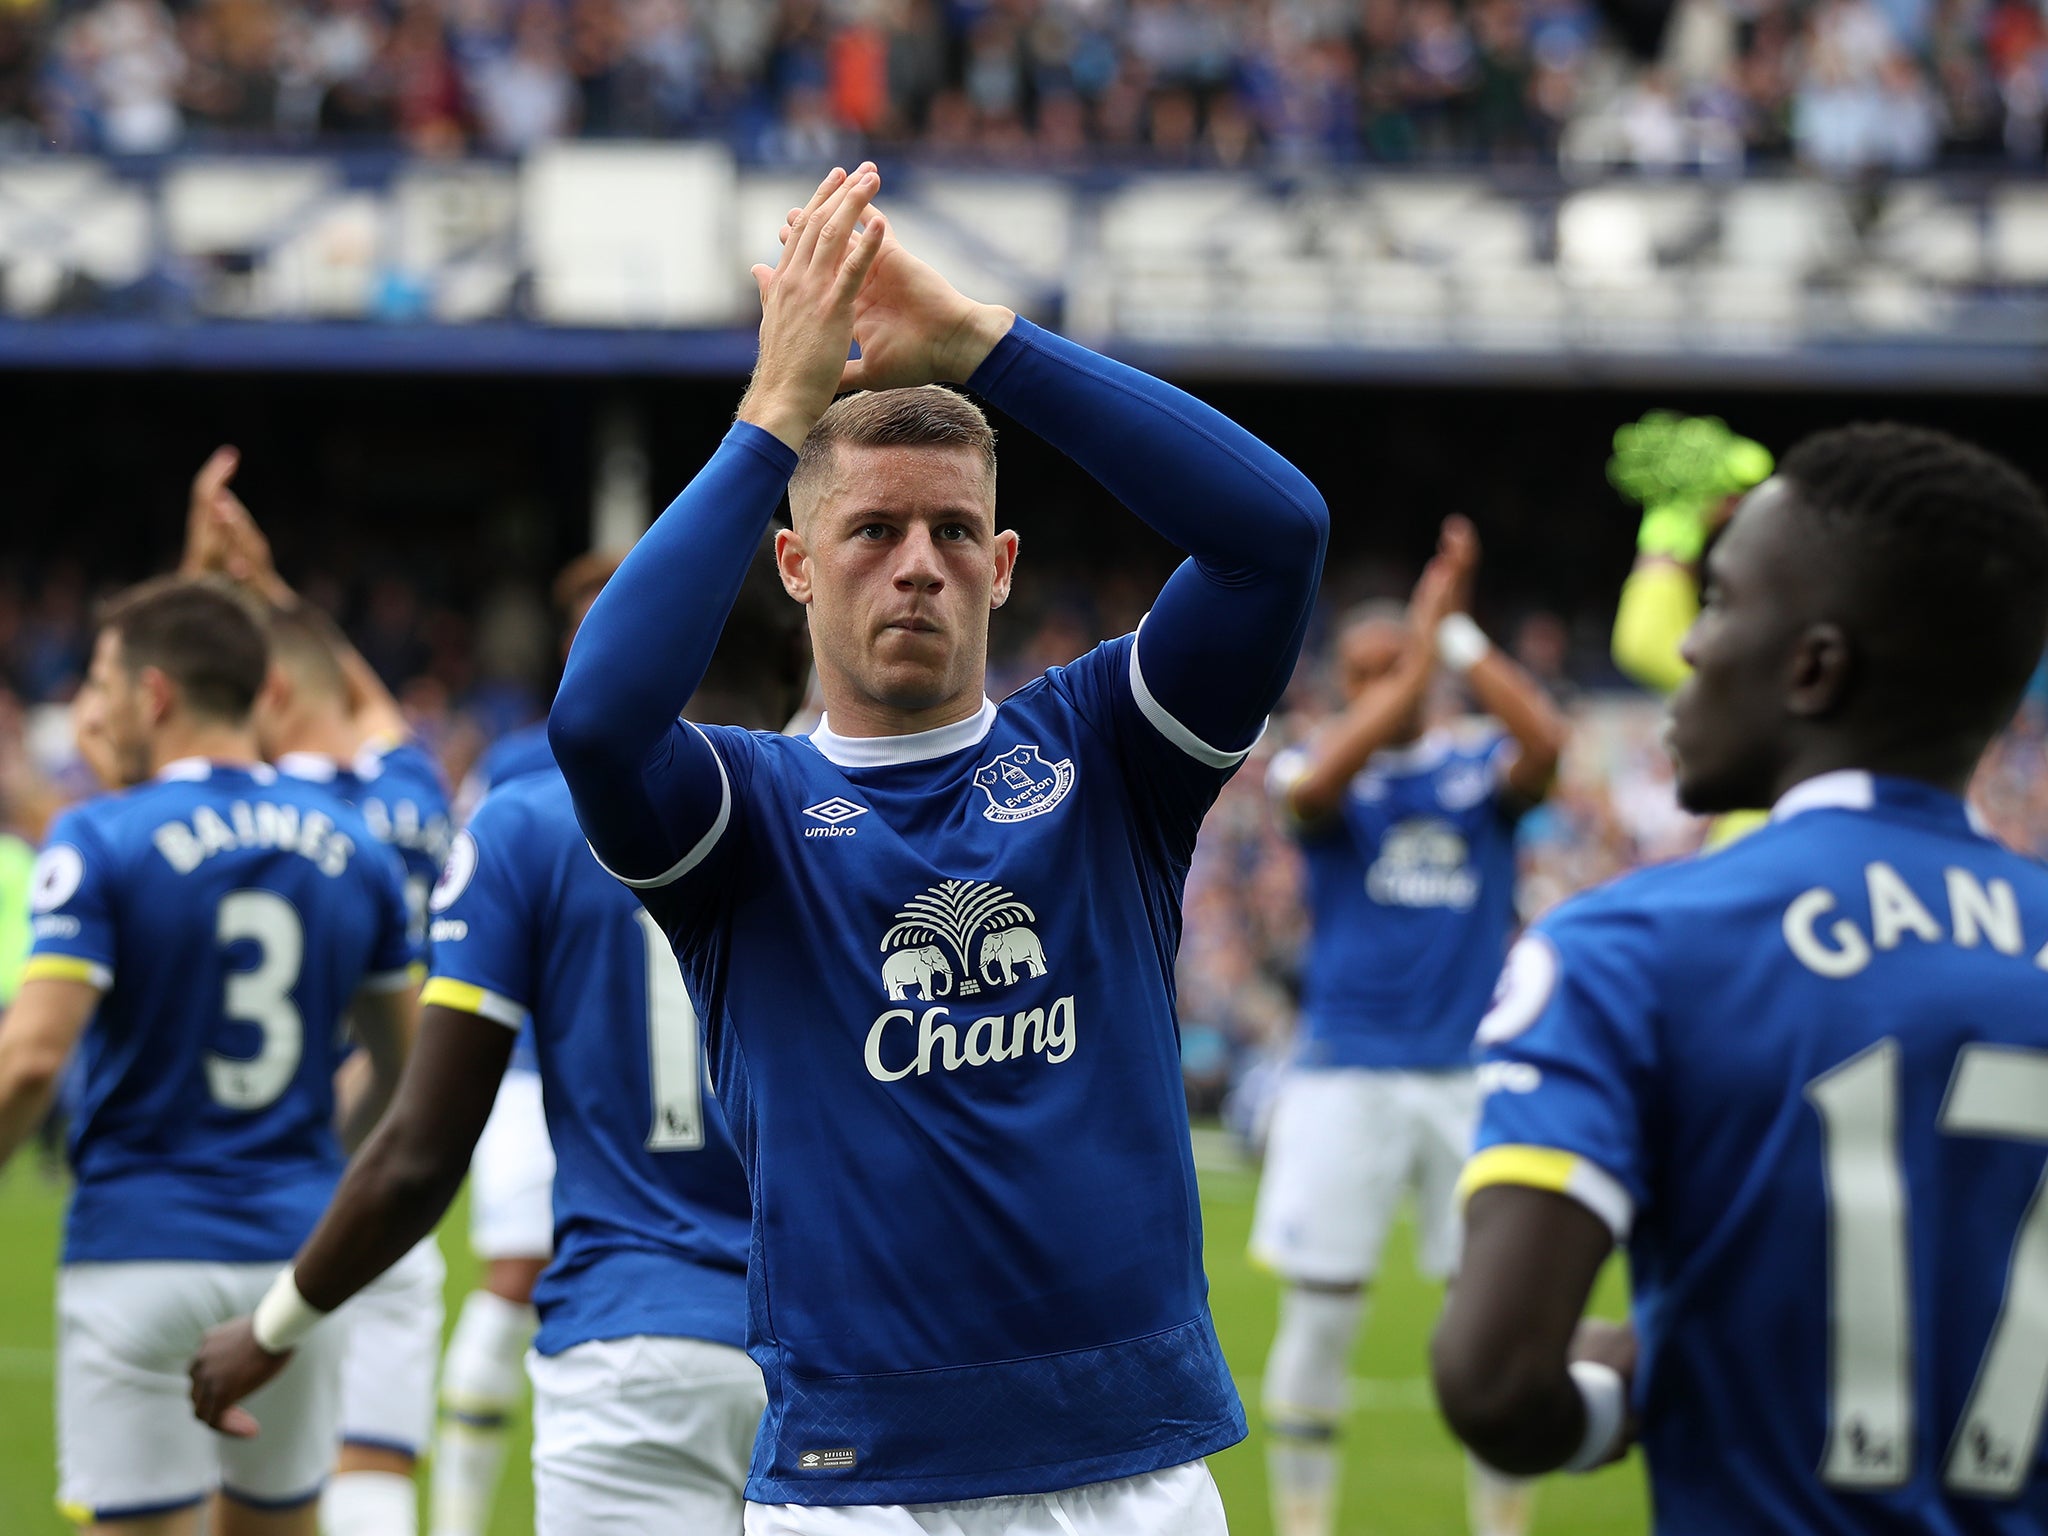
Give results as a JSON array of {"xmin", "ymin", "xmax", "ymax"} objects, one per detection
[
  {"xmin": 420, "ymin": 768, "xmax": 749, "ymax": 1356},
  {"xmin": 1272, "ymin": 724, "xmax": 1524, "ymax": 1071},
  {"xmin": 27, "ymin": 760, "xmax": 417, "ymax": 1264}
]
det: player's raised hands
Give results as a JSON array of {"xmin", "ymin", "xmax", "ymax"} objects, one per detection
[
  {"xmin": 1438, "ymin": 514, "xmax": 1481, "ymax": 615},
  {"xmin": 739, "ymin": 164, "xmax": 890, "ymax": 451},
  {"xmin": 189, "ymin": 1316, "xmax": 288, "ymax": 1439},
  {"xmin": 179, "ymin": 446, "xmax": 294, "ymax": 607},
  {"xmin": 832, "ymin": 207, "xmax": 1015, "ymax": 395}
]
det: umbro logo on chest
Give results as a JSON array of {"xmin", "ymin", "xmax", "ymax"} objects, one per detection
[{"xmin": 802, "ymin": 798, "xmax": 868, "ymax": 838}]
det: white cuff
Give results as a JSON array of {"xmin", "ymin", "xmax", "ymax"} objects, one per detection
[
  {"xmin": 1436, "ymin": 613, "xmax": 1493, "ymax": 674},
  {"xmin": 1563, "ymin": 1360, "xmax": 1628, "ymax": 1472},
  {"xmin": 251, "ymin": 1268, "xmax": 327, "ymax": 1354}
]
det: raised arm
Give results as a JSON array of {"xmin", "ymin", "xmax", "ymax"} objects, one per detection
[
  {"xmin": 182, "ymin": 446, "xmax": 410, "ymax": 745},
  {"xmin": 964, "ymin": 331, "xmax": 1328, "ymax": 755},
  {"xmin": 549, "ymin": 166, "xmax": 888, "ymax": 880},
  {"xmin": 1281, "ymin": 551, "xmax": 1457, "ymax": 824}
]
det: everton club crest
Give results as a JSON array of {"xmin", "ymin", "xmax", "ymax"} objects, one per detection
[{"xmin": 973, "ymin": 743, "xmax": 1076, "ymax": 824}]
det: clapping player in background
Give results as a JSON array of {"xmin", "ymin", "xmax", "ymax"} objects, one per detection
[
  {"xmin": 1252, "ymin": 516, "xmax": 1568, "ymax": 1536},
  {"xmin": 0, "ymin": 578, "xmax": 419, "ymax": 1536},
  {"xmin": 188, "ymin": 541, "xmax": 803, "ymax": 1536},
  {"xmin": 549, "ymin": 163, "xmax": 1327, "ymax": 1533},
  {"xmin": 183, "ymin": 452, "xmax": 455, "ymax": 1536},
  {"xmin": 1434, "ymin": 425, "xmax": 2048, "ymax": 1530}
]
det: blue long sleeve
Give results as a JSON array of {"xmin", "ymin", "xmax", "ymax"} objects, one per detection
[
  {"xmin": 550, "ymin": 422, "xmax": 796, "ymax": 881},
  {"xmin": 968, "ymin": 319, "xmax": 1329, "ymax": 754}
]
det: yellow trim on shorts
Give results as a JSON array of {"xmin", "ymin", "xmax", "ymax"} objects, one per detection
[
  {"xmin": 56, "ymin": 1498, "xmax": 91, "ymax": 1526},
  {"xmin": 22, "ymin": 955, "xmax": 110, "ymax": 989},
  {"xmin": 418, "ymin": 976, "xmax": 524, "ymax": 1030}
]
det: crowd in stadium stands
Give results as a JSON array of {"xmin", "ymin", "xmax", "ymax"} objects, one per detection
[
  {"xmin": 0, "ymin": 0, "xmax": 2045, "ymax": 170},
  {"xmin": 5, "ymin": 552, "xmax": 2048, "ymax": 1112}
]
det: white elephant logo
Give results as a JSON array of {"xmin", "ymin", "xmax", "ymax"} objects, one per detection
[
  {"xmin": 882, "ymin": 944, "xmax": 955, "ymax": 1001},
  {"xmin": 979, "ymin": 926, "xmax": 1048, "ymax": 987},
  {"xmin": 878, "ymin": 878, "xmax": 1049, "ymax": 998}
]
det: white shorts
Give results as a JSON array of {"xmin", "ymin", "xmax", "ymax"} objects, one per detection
[
  {"xmin": 530, "ymin": 1334, "xmax": 766, "ymax": 1536},
  {"xmin": 743, "ymin": 1460, "xmax": 1226, "ymax": 1536},
  {"xmin": 56, "ymin": 1261, "xmax": 345, "ymax": 1521},
  {"xmin": 470, "ymin": 1068, "xmax": 556, "ymax": 1261},
  {"xmin": 1249, "ymin": 1067, "xmax": 1479, "ymax": 1285},
  {"xmin": 338, "ymin": 1236, "xmax": 445, "ymax": 1456}
]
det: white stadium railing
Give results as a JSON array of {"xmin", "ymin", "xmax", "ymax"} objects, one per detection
[{"xmin": 0, "ymin": 146, "xmax": 2042, "ymax": 382}]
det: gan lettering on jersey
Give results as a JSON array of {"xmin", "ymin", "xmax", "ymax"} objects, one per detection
[
  {"xmin": 1781, "ymin": 861, "xmax": 2046, "ymax": 978},
  {"xmin": 868, "ymin": 877, "xmax": 1072, "ymax": 1080},
  {"xmin": 153, "ymin": 801, "xmax": 356, "ymax": 878},
  {"xmin": 1365, "ymin": 818, "xmax": 1479, "ymax": 910},
  {"xmin": 972, "ymin": 744, "xmax": 1075, "ymax": 823}
]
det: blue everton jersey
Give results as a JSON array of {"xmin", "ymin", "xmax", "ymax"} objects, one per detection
[
  {"xmin": 1272, "ymin": 725, "xmax": 1523, "ymax": 1070},
  {"xmin": 455, "ymin": 724, "xmax": 552, "ymax": 1073},
  {"xmin": 420, "ymin": 768, "xmax": 748, "ymax": 1358},
  {"xmin": 279, "ymin": 739, "xmax": 453, "ymax": 950},
  {"xmin": 1466, "ymin": 771, "xmax": 2048, "ymax": 1534},
  {"xmin": 629, "ymin": 635, "xmax": 1247, "ymax": 1505},
  {"xmin": 26, "ymin": 759, "xmax": 417, "ymax": 1264}
]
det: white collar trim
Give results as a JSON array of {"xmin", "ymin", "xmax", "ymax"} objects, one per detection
[
  {"xmin": 1772, "ymin": 770, "xmax": 1875, "ymax": 822},
  {"xmin": 811, "ymin": 698, "xmax": 998, "ymax": 768},
  {"xmin": 157, "ymin": 757, "xmax": 275, "ymax": 784},
  {"xmin": 1369, "ymin": 728, "xmax": 1451, "ymax": 777},
  {"xmin": 277, "ymin": 751, "xmax": 339, "ymax": 782}
]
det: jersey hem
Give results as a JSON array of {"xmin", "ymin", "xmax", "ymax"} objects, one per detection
[{"xmin": 741, "ymin": 1418, "xmax": 1246, "ymax": 1507}]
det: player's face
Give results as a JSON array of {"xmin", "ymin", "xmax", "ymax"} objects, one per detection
[
  {"xmin": 780, "ymin": 444, "xmax": 1017, "ymax": 718},
  {"xmin": 82, "ymin": 629, "xmax": 151, "ymax": 788},
  {"xmin": 1668, "ymin": 478, "xmax": 1814, "ymax": 813}
]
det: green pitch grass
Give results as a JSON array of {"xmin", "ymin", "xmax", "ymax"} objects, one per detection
[{"xmin": 0, "ymin": 1133, "xmax": 1645, "ymax": 1535}]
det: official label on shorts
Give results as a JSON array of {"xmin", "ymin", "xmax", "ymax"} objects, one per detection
[{"xmin": 797, "ymin": 1447, "xmax": 858, "ymax": 1471}]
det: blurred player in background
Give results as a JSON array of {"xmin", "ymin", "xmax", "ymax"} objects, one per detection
[
  {"xmin": 1436, "ymin": 424, "xmax": 2048, "ymax": 1530},
  {"xmin": 1607, "ymin": 410, "xmax": 1774, "ymax": 846},
  {"xmin": 184, "ymin": 451, "xmax": 453, "ymax": 1536},
  {"xmin": 189, "ymin": 557, "xmax": 804, "ymax": 1535},
  {"xmin": 550, "ymin": 163, "xmax": 1326, "ymax": 1532},
  {"xmin": 1253, "ymin": 517, "xmax": 1568, "ymax": 1536},
  {"xmin": 436, "ymin": 549, "xmax": 628, "ymax": 1536},
  {"xmin": 0, "ymin": 578, "xmax": 419, "ymax": 1536}
]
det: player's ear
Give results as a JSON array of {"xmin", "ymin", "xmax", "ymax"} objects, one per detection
[
  {"xmin": 775, "ymin": 526, "xmax": 813, "ymax": 605},
  {"xmin": 1786, "ymin": 621, "xmax": 1852, "ymax": 718},
  {"xmin": 139, "ymin": 665, "xmax": 177, "ymax": 727},
  {"xmin": 989, "ymin": 529, "xmax": 1020, "ymax": 611}
]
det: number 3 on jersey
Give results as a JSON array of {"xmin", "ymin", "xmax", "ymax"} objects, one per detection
[
  {"xmin": 1810, "ymin": 1039, "xmax": 2048, "ymax": 1498},
  {"xmin": 209, "ymin": 890, "xmax": 304, "ymax": 1111},
  {"xmin": 636, "ymin": 907, "xmax": 705, "ymax": 1152}
]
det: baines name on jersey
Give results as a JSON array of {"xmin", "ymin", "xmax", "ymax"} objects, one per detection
[
  {"xmin": 153, "ymin": 800, "xmax": 358, "ymax": 878},
  {"xmin": 1785, "ymin": 860, "xmax": 2048, "ymax": 979}
]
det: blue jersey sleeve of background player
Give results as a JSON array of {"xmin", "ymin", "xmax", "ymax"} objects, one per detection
[
  {"xmin": 24, "ymin": 808, "xmax": 119, "ymax": 987},
  {"xmin": 551, "ymin": 317, "xmax": 1327, "ymax": 896},
  {"xmin": 422, "ymin": 793, "xmax": 540, "ymax": 1030},
  {"xmin": 1461, "ymin": 893, "xmax": 1662, "ymax": 1238}
]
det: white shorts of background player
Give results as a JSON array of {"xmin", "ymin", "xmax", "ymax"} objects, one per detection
[
  {"xmin": 1250, "ymin": 1067, "xmax": 1480, "ymax": 1285},
  {"xmin": 57, "ymin": 1261, "xmax": 346, "ymax": 1521},
  {"xmin": 469, "ymin": 1067, "xmax": 555, "ymax": 1260},
  {"xmin": 337, "ymin": 1236, "xmax": 446, "ymax": 1456},
  {"xmin": 743, "ymin": 1460, "xmax": 1227, "ymax": 1536},
  {"xmin": 529, "ymin": 1333, "xmax": 767, "ymax": 1536}
]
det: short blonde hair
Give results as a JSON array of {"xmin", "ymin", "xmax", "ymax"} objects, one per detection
[{"xmin": 787, "ymin": 387, "xmax": 997, "ymax": 518}]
